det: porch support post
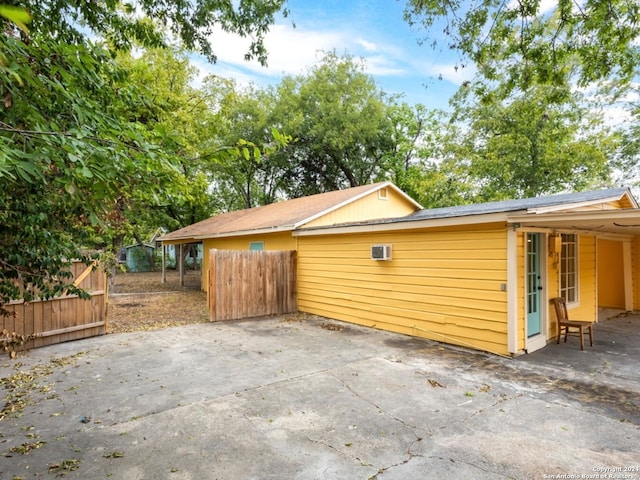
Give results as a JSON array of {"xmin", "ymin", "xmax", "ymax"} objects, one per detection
[
  {"xmin": 507, "ymin": 228, "xmax": 519, "ymax": 354},
  {"xmin": 623, "ymin": 241, "xmax": 633, "ymax": 311},
  {"xmin": 161, "ymin": 243, "xmax": 166, "ymax": 284},
  {"xmin": 179, "ymin": 243, "xmax": 184, "ymax": 287}
]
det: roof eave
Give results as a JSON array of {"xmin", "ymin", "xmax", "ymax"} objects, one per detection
[
  {"xmin": 294, "ymin": 211, "xmax": 510, "ymax": 236},
  {"xmin": 193, "ymin": 225, "xmax": 295, "ymax": 240},
  {"xmin": 527, "ymin": 191, "xmax": 637, "ymax": 214},
  {"xmin": 509, "ymin": 208, "xmax": 640, "ymax": 225},
  {"xmin": 160, "ymin": 236, "xmax": 200, "ymax": 244}
]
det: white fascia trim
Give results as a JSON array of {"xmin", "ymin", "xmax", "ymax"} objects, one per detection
[
  {"xmin": 509, "ymin": 209, "xmax": 640, "ymax": 225},
  {"xmin": 193, "ymin": 225, "xmax": 294, "ymax": 240},
  {"xmin": 387, "ymin": 184, "xmax": 425, "ymax": 210},
  {"xmin": 160, "ymin": 238, "xmax": 199, "ymax": 245},
  {"xmin": 293, "ymin": 212, "xmax": 509, "ymax": 236},
  {"xmin": 527, "ymin": 196, "xmax": 629, "ymax": 214},
  {"xmin": 293, "ymin": 182, "xmax": 423, "ymax": 229},
  {"xmin": 622, "ymin": 187, "xmax": 640, "ymax": 208}
]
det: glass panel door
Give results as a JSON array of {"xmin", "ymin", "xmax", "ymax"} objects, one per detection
[{"xmin": 526, "ymin": 233, "xmax": 542, "ymax": 337}]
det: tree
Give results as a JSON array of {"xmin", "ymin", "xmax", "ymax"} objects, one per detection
[
  {"xmin": 13, "ymin": 0, "xmax": 287, "ymax": 65},
  {"xmin": 613, "ymin": 89, "xmax": 640, "ymax": 188},
  {"xmin": 446, "ymin": 83, "xmax": 614, "ymax": 200},
  {"xmin": 0, "ymin": 36, "xmax": 173, "ymax": 305},
  {"xmin": 1, "ymin": 1, "xmax": 288, "ymax": 306},
  {"xmin": 404, "ymin": 0, "xmax": 640, "ymax": 97},
  {"xmin": 113, "ymin": 48, "xmax": 220, "ymax": 232},
  {"xmin": 204, "ymin": 82, "xmax": 292, "ymax": 210},
  {"xmin": 271, "ymin": 52, "xmax": 397, "ymax": 197},
  {"xmin": 384, "ymin": 102, "xmax": 469, "ymax": 207}
]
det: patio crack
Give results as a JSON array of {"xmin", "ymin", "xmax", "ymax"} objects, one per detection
[
  {"xmin": 366, "ymin": 437, "xmax": 425, "ymax": 479},
  {"xmin": 302, "ymin": 433, "xmax": 379, "ymax": 468},
  {"xmin": 328, "ymin": 371, "xmax": 427, "ymax": 475},
  {"xmin": 330, "ymin": 372, "xmax": 420, "ymax": 431}
]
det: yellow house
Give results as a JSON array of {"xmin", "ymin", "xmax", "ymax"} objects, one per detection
[
  {"xmin": 159, "ymin": 182, "xmax": 422, "ymax": 288},
  {"xmin": 295, "ymin": 187, "xmax": 640, "ymax": 356},
  {"xmin": 162, "ymin": 184, "xmax": 640, "ymax": 357}
]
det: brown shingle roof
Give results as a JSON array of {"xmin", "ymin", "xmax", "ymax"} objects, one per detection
[{"xmin": 161, "ymin": 182, "xmax": 406, "ymax": 242}]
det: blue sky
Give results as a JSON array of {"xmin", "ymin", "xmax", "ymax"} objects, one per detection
[{"xmin": 192, "ymin": 0, "xmax": 476, "ymax": 110}]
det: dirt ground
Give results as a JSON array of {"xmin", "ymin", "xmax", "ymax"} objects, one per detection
[{"xmin": 107, "ymin": 270, "xmax": 208, "ymax": 334}]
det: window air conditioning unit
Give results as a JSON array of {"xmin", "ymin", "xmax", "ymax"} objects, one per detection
[{"xmin": 371, "ymin": 244, "xmax": 392, "ymax": 261}]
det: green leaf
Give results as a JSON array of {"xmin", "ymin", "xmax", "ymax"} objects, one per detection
[
  {"xmin": 0, "ymin": 6, "xmax": 31, "ymax": 33},
  {"xmin": 80, "ymin": 166, "xmax": 94, "ymax": 178}
]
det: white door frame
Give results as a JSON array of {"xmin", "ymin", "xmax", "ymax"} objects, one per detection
[{"xmin": 525, "ymin": 232, "xmax": 547, "ymax": 353}]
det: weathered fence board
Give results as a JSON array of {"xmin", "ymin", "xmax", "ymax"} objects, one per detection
[
  {"xmin": 2, "ymin": 261, "xmax": 107, "ymax": 350},
  {"xmin": 208, "ymin": 249, "xmax": 297, "ymax": 321}
]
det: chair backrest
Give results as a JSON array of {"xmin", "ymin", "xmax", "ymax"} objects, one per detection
[{"xmin": 550, "ymin": 297, "xmax": 568, "ymax": 323}]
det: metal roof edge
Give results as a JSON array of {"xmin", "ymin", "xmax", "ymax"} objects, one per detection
[
  {"xmin": 527, "ymin": 189, "xmax": 637, "ymax": 214},
  {"xmin": 293, "ymin": 211, "xmax": 510, "ymax": 236},
  {"xmin": 508, "ymin": 208, "xmax": 640, "ymax": 223}
]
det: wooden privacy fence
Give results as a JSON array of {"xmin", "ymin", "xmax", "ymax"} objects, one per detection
[
  {"xmin": 1, "ymin": 261, "xmax": 107, "ymax": 350},
  {"xmin": 208, "ymin": 249, "xmax": 297, "ymax": 321}
]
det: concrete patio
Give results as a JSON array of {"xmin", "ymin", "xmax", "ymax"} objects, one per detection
[{"xmin": 1, "ymin": 312, "xmax": 638, "ymax": 479}]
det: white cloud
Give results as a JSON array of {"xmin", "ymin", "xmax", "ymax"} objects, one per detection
[
  {"xmin": 189, "ymin": 11, "xmax": 467, "ymax": 109},
  {"xmin": 538, "ymin": 0, "xmax": 558, "ymax": 15},
  {"xmin": 356, "ymin": 38, "xmax": 378, "ymax": 52},
  {"xmin": 202, "ymin": 21, "xmax": 423, "ymax": 81},
  {"xmin": 362, "ymin": 54, "xmax": 406, "ymax": 76},
  {"xmin": 507, "ymin": 0, "xmax": 559, "ymax": 16},
  {"xmin": 207, "ymin": 24, "xmax": 347, "ymax": 77},
  {"xmin": 190, "ymin": 56, "xmax": 258, "ymax": 90}
]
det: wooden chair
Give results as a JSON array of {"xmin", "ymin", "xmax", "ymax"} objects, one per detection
[{"xmin": 550, "ymin": 297, "xmax": 594, "ymax": 350}]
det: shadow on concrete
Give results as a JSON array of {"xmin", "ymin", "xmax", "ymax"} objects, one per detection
[
  {"xmin": 515, "ymin": 310, "xmax": 639, "ymax": 383},
  {"xmin": 511, "ymin": 310, "xmax": 640, "ymax": 424}
]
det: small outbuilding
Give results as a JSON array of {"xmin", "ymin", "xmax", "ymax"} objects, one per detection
[
  {"xmin": 120, "ymin": 243, "xmax": 156, "ymax": 272},
  {"xmin": 162, "ymin": 183, "xmax": 640, "ymax": 356}
]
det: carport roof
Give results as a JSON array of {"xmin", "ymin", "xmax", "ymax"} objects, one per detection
[
  {"xmin": 406, "ymin": 187, "xmax": 636, "ymax": 221},
  {"xmin": 294, "ymin": 187, "xmax": 640, "ymax": 236}
]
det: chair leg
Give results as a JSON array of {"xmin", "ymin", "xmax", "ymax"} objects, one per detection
[
  {"xmin": 579, "ymin": 326, "xmax": 584, "ymax": 350},
  {"xmin": 588, "ymin": 326, "xmax": 593, "ymax": 347},
  {"xmin": 557, "ymin": 328, "xmax": 561, "ymax": 344}
]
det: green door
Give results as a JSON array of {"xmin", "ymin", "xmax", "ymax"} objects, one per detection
[{"xmin": 526, "ymin": 233, "xmax": 542, "ymax": 337}]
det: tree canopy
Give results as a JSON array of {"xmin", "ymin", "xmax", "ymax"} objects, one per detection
[
  {"xmin": 447, "ymin": 83, "xmax": 614, "ymax": 200},
  {"xmin": 12, "ymin": 0, "xmax": 287, "ymax": 64},
  {"xmin": 271, "ymin": 52, "xmax": 397, "ymax": 196},
  {"xmin": 0, "ymin": 0, "xmax": 289, "ymax": 306},
  {"xmin": 404, "ymin": 0, "xmax": 640, "ymax": 97}
]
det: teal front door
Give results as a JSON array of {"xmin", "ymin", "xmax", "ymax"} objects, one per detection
[{"xmin": 526, "ymin": 233, "xmax": 542, "ymax": 337}]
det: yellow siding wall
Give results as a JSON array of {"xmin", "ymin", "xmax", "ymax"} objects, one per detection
[
  {"xmin": 574, "ymin": 235, "xmax": 597, "ymax": 320},
  {"xmin": 634, "ymin": 237, "xmax": 640, "ymax": 310},
  {"xmin": 200, "ymin": 232, "xmax": 297, "ymax": 292},
  {"xmin": 546, "ymin": 236, "xmax": 560, "ymax": 340},
  {"xmin": 516, "ymin": 232, "xmax": 526, "ymax": 351},
  {"xmin": 297, "ymin": 224, "xmax": 510, "ymax": 355},
  {"xmin": 303, "ymin": 188, "xmax": 418, "ymax": 228},
  {"xmin": 546, "ymin": 235, "xmax": 597, "ymax": 328},
  {"xmin": 597, "ymin": 239, "xmax": 626, "ymax": 309}
]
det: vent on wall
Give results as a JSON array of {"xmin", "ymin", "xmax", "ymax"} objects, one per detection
[{"xmin": 371, "ymin": 244, "xmax": 392, "ymax": 261}]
